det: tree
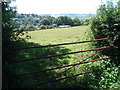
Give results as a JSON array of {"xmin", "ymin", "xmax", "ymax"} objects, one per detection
[
  {"xmin": 2, "ymin": 1, "xmax": 27, "ymax": 88},
  {"xmin": 40, "ymin": 18, "xmax": 51, "ymax": 25},
  {"xmin": 55, "ymin": 16, "xmax": 73, "ymax": 26},
  {"xmin": 72, "ymin": 18, "xmax": 81, "ymax": 26},
  {"xmin": 2, "ymin": 2, "xmax": 17, "ymax": 64},
  {"xmin": 91, "ymin": 1, "xmax": 120, "ymax": 49}
]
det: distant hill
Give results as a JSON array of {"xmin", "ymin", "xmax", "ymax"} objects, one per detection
[
  {"xmin": 14, "ymin": 13, "xmax": 94, "ymax": 31},
  {"xmin": 40, "ymin": 13, "xmax": 96, "ymax": 19}
]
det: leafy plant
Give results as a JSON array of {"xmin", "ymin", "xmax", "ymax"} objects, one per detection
[{"xmin": 88, "ymin": 1, "xmax": 120, "ymax": 89}]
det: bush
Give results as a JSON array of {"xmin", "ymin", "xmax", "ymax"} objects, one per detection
[
  {"xmin": 39, "ymin": 25, "xmax": 46, "ymax": 29},
  {"xmin": 39, "ymin": 25, "xmax": 54, "ymax": 30},
  {"xmin": 83, "ymin": 19, "xmax": 91, "ymax": 25},
  {"xmin": 47, "ymin": 25, "xmax": 54, "ymax": 29},
  {"xmin": 91, "ymin": 1, "xmax": 120, "ymax": 64},
  {"xmin": 88, "ymin": 1, "xmax": 120, "ymax": 89}
]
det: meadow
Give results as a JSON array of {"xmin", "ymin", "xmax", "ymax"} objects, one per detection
[
  {"xmin": 10, "ymin": 26, "xmax": 98, "ymax": 88},
  {"xmin": 26, "ymin": 26, "xmax": 96, "ymax": 64},
  {"xmin": 27, "ymin": 26, "xmax": 90, "ymax": 44}
]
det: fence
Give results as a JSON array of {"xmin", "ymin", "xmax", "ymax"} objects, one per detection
[{"xmin": 11, "ymin": 37, "xmax": 113, "ymax": 88}]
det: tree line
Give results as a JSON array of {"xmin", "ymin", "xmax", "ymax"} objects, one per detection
[{"xmin": 14, "ymin": 13, "xmax": 91, "ymax": 31}]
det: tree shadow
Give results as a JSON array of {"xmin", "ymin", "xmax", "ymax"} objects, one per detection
[{"xmin": 7, "ymin": 41, "xmax": 71, "ymax": 88}]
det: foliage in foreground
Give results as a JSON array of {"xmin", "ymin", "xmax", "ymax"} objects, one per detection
[
  {"xmin": 2, "ymin": 2, "xmax": 29, "ymax": 88},
  {"xmin": 87, "ymin": 1, "xmax": 120, "ymax": 89}
]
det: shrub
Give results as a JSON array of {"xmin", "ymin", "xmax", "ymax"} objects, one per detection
[
  {"xmin": 39, "ymin": 25, "xmax": 54, "ymax": 30},
  {"xmin": 91, "ymin": 1, "xmax": 120, "ymax": 64},
  {"xmin": 39, "ymin": 25, "xmax": 46, "ymax": 29},
  {"xmin": 88, "ymin": 1, "xmax": 120, "ymax": 89}
]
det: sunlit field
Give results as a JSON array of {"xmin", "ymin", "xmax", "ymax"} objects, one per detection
[
  {"xmin": 13, "ymin": 26, "xmax": 96, "ymax": 88},
  {"xmin": 27, "ymin": 26, "xmax": 90, "ymax": 44},
  {"xmin": 26, "ymin": 25, "xmax": 95, "ymax": 59}
]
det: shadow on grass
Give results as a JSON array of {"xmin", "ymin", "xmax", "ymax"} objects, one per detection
[
  {"xmin": 7, "ymin": 41, "xmax": 72, "ymax": 88},
  {"xmin": 4, "ymin": 41, "xmax": 98, "ymax": 88}
]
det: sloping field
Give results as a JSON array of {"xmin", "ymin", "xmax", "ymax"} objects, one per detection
[
  {"xmin": 27, "ymin": 26, "xmax": 90, "ymax": 45},
  {"xmin": 26, "ymin": 26, "xmax": 95, "ymax": 61},
  {"xmin": 12, "ymin": 26, "xmax": 96, "ymax": 88}
]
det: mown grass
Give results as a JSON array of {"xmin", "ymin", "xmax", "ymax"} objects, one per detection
[{"xmin": 9, "ymin": 26, "xmax": 98, "ymax": 88}]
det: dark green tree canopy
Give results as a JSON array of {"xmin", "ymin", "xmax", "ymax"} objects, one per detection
[
  {"xmin": 55, "ymin": 16, "xmax": 73, "ymax": 26},
  {"xmin": 72, "ymin": 18, "xmax": 81, "ymax": 26},
  {"xmin": 40, "ymin": 18, "xmax": 51, "ymax": 25}
]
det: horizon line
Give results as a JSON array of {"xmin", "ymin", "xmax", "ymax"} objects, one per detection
[{"xmin": 17, "ymin": 13, "xmax": 96, "ymax": 15}]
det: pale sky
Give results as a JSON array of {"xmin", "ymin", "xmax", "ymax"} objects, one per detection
[{"xmin": 10, "ymin": 0, "xmax": 118, "ymax": 15}]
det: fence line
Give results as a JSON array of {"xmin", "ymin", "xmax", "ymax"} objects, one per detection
[
  {"xmin": 10, "ymin": 37, "xmax": 113, "ymax": 88},
  {"xmin": 14, "ymin": 57, "xmax": 111, "ymax": 77},
  {"xmin": 52, "ymin": 51, "xmax": 101, "ymax": 79},
  {"xmin": 14, "ymin": 37, "xmax": 109, "ymax": 50},
  {"xmin": 14, "ymin": 51, "xmax": 100, "ymax": 85},
  {"xmin": 12, "ymin": 45, "xmax": 113, "ymax": 64},
  {"xmin": 24, "ymin": 71, "xmax": 92, "ymax": 88}
]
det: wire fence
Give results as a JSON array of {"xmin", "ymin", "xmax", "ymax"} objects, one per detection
[
  {"xmin": 50, "ymin": 51, "xmax": 101, "ymax": 79},
  {"xmin": 14, "ymin": 37, "xmax": 109, "ymax": 50},
  {"xmin": 12, "ymin": 45, "xmax": 113, "ymax": 64},
  {"xmin": 11, "ymin": 37, "xmax": 113, "ymax": 88},
  {"xmin": 24, "ymin": 71, "xmax": 92, "ymax": 88},
  {"xmin": 14, "ymin": 56, "xmax": 111, "ymax": 77}
]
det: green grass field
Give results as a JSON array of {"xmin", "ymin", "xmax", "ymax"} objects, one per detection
[
  {"xmin": 27, "ymin": 26, "xmax": 90, "ymax": 44},
  {"xmin": 26, "ymin": 26, "xmax": 95, "ymax": 60},
  {"xmin": 12, "ymin": 26, "xmax": 97, "ymax": 88}
]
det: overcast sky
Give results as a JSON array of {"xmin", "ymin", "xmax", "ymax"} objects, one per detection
[{"xmin": 10, "ymin": 0, "xmax": 118, "ymax": 14}]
